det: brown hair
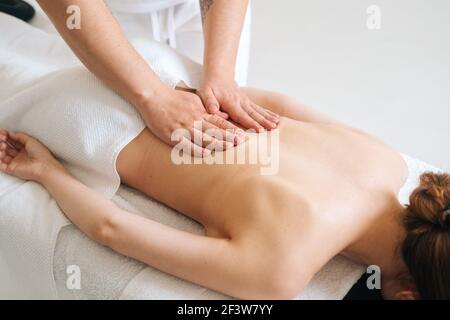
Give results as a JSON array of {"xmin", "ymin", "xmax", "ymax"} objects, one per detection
[{"xmin": 402, "ymin": 172, "xmax": 450, "ymax": 299}]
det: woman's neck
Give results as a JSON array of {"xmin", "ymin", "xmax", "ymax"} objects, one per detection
[{"xmin": 343, "ymin": 199, "xmax": 408, "ymax": 279}]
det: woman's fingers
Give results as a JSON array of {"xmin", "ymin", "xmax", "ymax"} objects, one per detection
[
  {"xmin": 0, "ymin": 130, "xmax": 12, "ymax": 147},
  {"xmin": 0, "ymin": 131, "xmax": 25, "ymax": 151},
  {"xmin": 0, "ymin": 129, "xmax": 8, "ymax": 140},
  {"xmin": 0, "ymin": 150, "xmax": 13, "ymax": 165},
  {"xmin": 0, "ymin": 148, "xmax": 10, "ymax": 172},
  {"xmin": 0, "ymin": 131, "xmax": 18, "ymax": 155},
  {"xmin": 0, "ymin": 161, "xmax": 9, "ymax": 172},
  {"xmin": 0, "ymin": 132, "xmax": 23, "ymax": 151},
  {"xmin": 9, "ymin": 132, "xmax": 30, "ymax": 146},
  {"xmin": 0, "ymin": 138, "xmax": 17, "ymax": 173},
  {"xmin": 0, "ymin": 141, "xmax": 19, "ymax": 158}
]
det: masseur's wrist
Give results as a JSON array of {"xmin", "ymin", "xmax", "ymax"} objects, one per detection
[
  {"xmin": 135, "ymin": 85, "xmax": 175, "ymax": 120},
  {"xmin": 131, "ymin": 79, "xmax": 172, "ymax": 113},
  {"xmin": 202, "ymin": 64, "xmax": 236, "ymax": 86}
]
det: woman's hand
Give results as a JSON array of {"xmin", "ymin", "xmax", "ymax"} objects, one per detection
[
  {"xmin": 0, "ymin": 129, "xmax": 63, "ymax": 182},
  {"xmin": 140, "ymin": 89, "xmax": 246, "ymax": 157},
  {"xmin": 197, "ymin": 77, "xmax": 280, "ymax": 131}
]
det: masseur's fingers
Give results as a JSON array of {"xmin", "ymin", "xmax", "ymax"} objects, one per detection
[
  {"xmin": 191, "ymin": 124, "xmax": 233, "ymax": 151},
  {"xmin": 242, "ymin": 103, "xmax": 276, "ymax": 130},
  {"xmin": 206, "ymin": 114, "xmax": 246, "ymax": 145},
  {"xmin": 216, "ymin": 111, "xmax": 230, "ymax": 119},
  {"xmin": 178, "ymin": 136, "xmax": 211, "ymax": 158},
  {"xmin": 193, "ymin": 128, "xmax": 232, "ymax": 152},
  {"xmin": 228, "ymin": 100, "xmax": 264, "ymax": 132},
  {"xmin": 171, "ymin": 127, "xmax": 209, "ymax": 157},
  {"xmin": 255, "ymin": 104, "xmax": 279, "ymax": 120},
  {"xmin": 198, "ymin": 87, "xmax": 220, "ymax": 114},
  {"xmin": 252, "ymin": 103, "xmax": 280, "ymax": 124},
  {"xmin": 202, "ymin": 117, "xmax": 239, "ymax": 144},
  {"xmin": 265, "ymin": 108, "xmax": 280, "ymax": 121}
]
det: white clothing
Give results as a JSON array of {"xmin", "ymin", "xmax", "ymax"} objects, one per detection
[{"xmin": 104, "ymin": 0, "xmax": 252, "ymax": 85}]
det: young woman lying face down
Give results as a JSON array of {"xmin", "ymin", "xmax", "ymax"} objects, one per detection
[{"xmin": 0, "ymin": 87, "xmax": 449, "ymax": 300}]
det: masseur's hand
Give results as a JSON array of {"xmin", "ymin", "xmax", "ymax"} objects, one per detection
[
  {"xmin": 141, "ymin": 89, "xmax": 245, "ymax": 157},
  {"xmin": 197, "ymin": 77, "xmax": 280, "ymax": 131}
]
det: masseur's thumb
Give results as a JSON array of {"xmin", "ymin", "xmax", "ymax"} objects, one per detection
[{"xmin": 199, "ymin": 89, "xmax": 220, "ymax": 114}]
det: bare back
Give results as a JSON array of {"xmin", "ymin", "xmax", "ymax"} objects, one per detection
[{"xmin": 117, "ymin": 115, "xmax": 408, "ymax": 276}]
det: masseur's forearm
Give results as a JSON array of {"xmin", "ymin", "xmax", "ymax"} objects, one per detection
[
  {"xmin": 37, "ymin": 0, "xmax": 167, "ymax": 109},
  {"xmin": 201, "ymin": 0, "xmax": 249, "ymax": 81}
]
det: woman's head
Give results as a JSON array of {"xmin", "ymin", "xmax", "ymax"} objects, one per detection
[{"xmin": 401, "ymin": 172, "xmax": 450, "ymax": 299}]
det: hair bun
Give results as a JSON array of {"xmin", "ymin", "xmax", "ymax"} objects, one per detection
[
  {"xmin": 442, "ymin": 204, "xmax": 450, "ymax": 229},
  {"xmin": 407, "ymin": 172, "xmax": 450, "ymax": 232},
  {"xmin": 402, "ymin": 172, "xmax": 450, "ymax": 299}
]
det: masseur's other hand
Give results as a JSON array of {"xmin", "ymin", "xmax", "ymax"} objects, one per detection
[
  {"xmin": 0, "ymin": 129, "xmax": 63, "ymax": 182},
  {"xmin": 141, "ymin": 89, "xmax": 245, "ymax": 157},
  {"xmin": 197, "ymin": 78, "xmax": 280, "ymax": 131}
]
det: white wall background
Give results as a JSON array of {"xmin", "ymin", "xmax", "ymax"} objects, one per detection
[{"xmin": 248, "ymin": 0, "xmax": 450, "ymax": 170}]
